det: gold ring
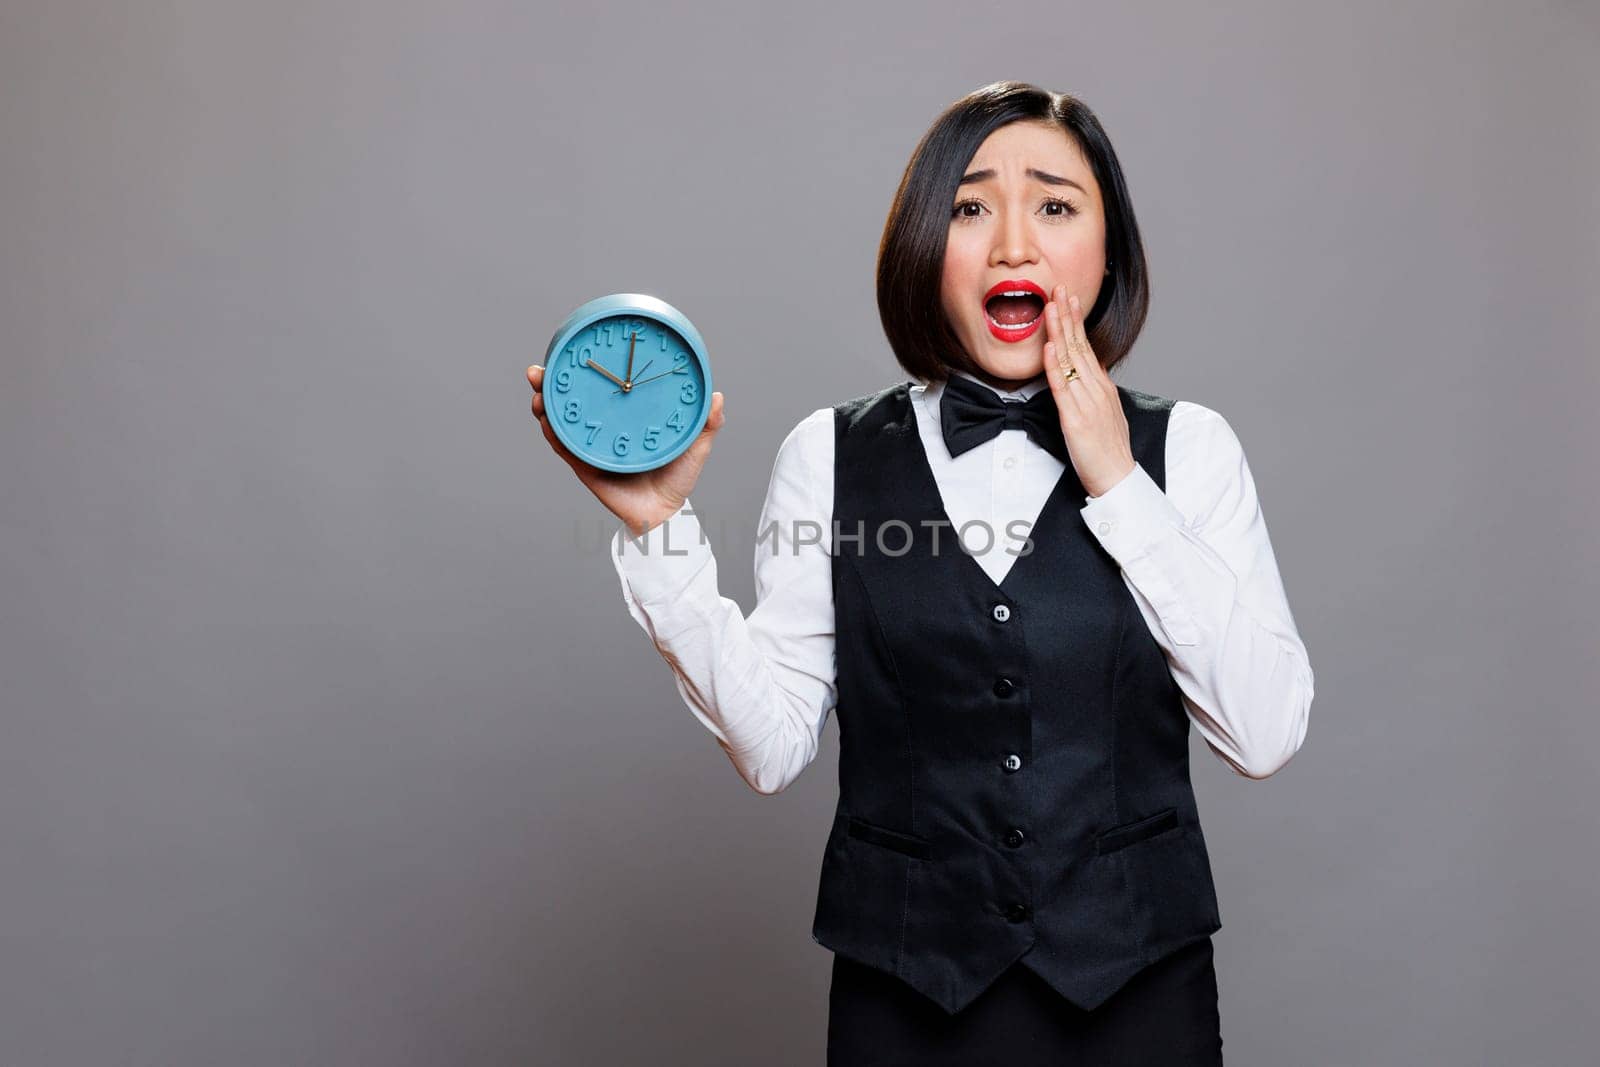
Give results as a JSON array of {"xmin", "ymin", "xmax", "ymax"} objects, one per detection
[{"xmin": 1061, "ymin": 363, "xmax": 1080, "ymax": 382}]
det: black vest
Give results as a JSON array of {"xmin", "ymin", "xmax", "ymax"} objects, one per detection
[{"xmin": 810, "ymin": 380, "xmax": 1223, "ymax": 1015}]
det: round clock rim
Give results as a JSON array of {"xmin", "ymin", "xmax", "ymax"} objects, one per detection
[{"xmin": 542, "ymin": 293, "xmax": 714, "ymax": 474}]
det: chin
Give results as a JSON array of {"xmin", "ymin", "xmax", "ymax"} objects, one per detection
[{"xmin": 972, "ymin": 346, "xmax": 1043, "ymax": 382}]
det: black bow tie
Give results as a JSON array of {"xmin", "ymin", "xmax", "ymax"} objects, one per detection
[{"xmin": 939, "ymin": 373, "xmax": 1069, "ymax": 464}]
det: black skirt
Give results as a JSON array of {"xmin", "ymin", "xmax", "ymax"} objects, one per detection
[{"xmin": 826, "ymin": 938, "xmax": 1223, "ymax": 1066}]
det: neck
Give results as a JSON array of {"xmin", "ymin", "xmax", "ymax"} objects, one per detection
[{"xmin": 953, "ymin": 366, "xmax": 1047, "ymax": 394}]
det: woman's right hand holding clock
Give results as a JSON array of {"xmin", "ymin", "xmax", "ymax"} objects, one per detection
[{"xmin": 526, "ymin": 363, "xmax": 726, "ymax": 537}]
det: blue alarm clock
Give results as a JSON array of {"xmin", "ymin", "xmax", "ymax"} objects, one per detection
[{"xmin": 542, "ymin": 293, "xmax": 713, "ymax": 473}]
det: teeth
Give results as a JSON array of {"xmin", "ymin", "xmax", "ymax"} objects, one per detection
[{"xmin": 985, "ymin": 288, "xmax": 1043, "ymax": 329}]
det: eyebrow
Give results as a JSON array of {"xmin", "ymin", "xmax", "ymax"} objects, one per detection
[{"xmin": 958, "ymin": 167, "xmax": 1087, "ymax": 195}]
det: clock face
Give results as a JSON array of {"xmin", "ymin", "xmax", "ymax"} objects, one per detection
[{"xmin": 545, "ymin": 310, "xmax": 711, "ymax": 473}]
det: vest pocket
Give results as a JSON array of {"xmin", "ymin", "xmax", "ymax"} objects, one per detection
[
  {"xmin": 1120, "ymin": 821, "xmax": 1224, "ymax": 951},
  {"xmin": 1095, "ymin": 806, "xmax": 1179, "ymax": 855},
  {"xmin": 847, "ymin": 816, "xmax": 933, "ymax": 860}
]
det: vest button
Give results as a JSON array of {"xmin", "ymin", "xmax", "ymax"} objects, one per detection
[
  {"xmin": 1005, "ymin": 902, "xmax": 1031, "ymax": 923},
  {"xmin": 1003, "ymin": 828, "xmax": 1026, "ymax": 848},
  {"xmin": 992, "ymin": 677, "xmax": 1015, "ymax": 698},
  {"xmin": 991, "ymin": 603, "xmax": 1011, "ymax": 623},
  {"xmin": 1003, "ymin": 753, "xmax": 1022, "ymax": 772}
]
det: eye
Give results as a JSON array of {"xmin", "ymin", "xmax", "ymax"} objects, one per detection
[{"xmin": 950, "ymin": 197, "xmax": 1081, "ymax": 222}]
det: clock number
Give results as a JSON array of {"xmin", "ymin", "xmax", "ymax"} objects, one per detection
[
  {"xmin": 553, "ymin": 368, "xmax": 572, "ymax": 392},
  {"xmin": 643, "ymin": 426, "xmax": 661, "ymax": 450},
  {"xmin": 672, "ymin": 351, "xmax": 690, "ymax": 373},
  {"xmin": 562, "ymin": 397, "xmax": 582, "ymax": 422},
  {"xmin": 567, "ymin": 344, "xmax": 592, "ymax": 372},
  {"xmin": 583, "ymin": 419, "xmax": 603, "ymax": 446},
  {"xmin": 612, "ymin": 432, "xmax": 631, "ymax": 456},
  {"xmin": 679, "ymin": 379, "xmax": 698, "ymax": 404},
  {"xmin": 665, "ymin": 409, "xmax": 685, "ymax": 432}
]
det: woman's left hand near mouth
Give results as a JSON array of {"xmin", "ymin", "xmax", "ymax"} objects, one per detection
[{"xmin": 1041, "ymin": 283, "xmax": 1137, "ymax": 498}]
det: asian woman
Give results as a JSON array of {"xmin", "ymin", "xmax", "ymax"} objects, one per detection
[{"xmin": 527, "ymin": 79, "xmax": 1313, "ymax": 1065}]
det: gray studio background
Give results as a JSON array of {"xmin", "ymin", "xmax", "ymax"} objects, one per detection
[{"xmin": 2, "ymin": 1, "xmax": 1596, "ymax": 1063}]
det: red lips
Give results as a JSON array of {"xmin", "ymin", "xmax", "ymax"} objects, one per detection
[{"xmin": 983, "ymin": 279, "xmax": 1048, "ymax": 343}]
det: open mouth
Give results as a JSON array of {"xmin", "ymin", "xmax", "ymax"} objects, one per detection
[
  {"xmin": 985, "ymin": 291, "xmax": 1045, "ymax": 329},
  {"xmin": 982, "ymin": 280, "xmax": 1048, "ymax": 342}
]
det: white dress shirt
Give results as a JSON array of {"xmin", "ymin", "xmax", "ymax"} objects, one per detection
[{"xmin": 608, "ymin": 369, "xmax": 1313, "ymax": 795}]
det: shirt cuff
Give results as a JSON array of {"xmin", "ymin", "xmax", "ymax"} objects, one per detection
[
  {"xmin": 610, "ymin": 499, "xmax": 715, "ymax": 609},
  {"xmin": 1080, "ymin": 463, "xmax": 1184, "ymax": 555},
  {"xmin": 1079, "ymin": 463, "xmax": 1202, "ymax": 645}
]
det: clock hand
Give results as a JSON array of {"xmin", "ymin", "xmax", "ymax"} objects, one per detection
[
  {"xmin": 585, "ymin": 358, "xmax": 627, "ymax": 387},
  {"xmin": 624, "ymin": 331, "xmax": 637, "ymax": 383},
  {"xmin": 599, "ymin": 360, "xmax": 655, "ymax": 397},
  {"xmin": 623, "ymin": 366, "xmax": 687, "ymax": 388}
]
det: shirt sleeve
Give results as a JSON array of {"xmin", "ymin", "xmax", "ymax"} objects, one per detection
[
  {"xmin": 609, "ymin": 407, "xmax": 838, "ymax": 795},
  {"xmin": 1077, "ymin": 402, "xmax": 1314, "ymax": 779}
]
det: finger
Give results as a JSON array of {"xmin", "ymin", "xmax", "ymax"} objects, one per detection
[
  {"xmin": 1045, "ymin": 297, "xmax": 1084, "ymax": 393},
  {"xmin": 1050, "ymin": 286, "xmax": 1083, "ymax": 379},
  {"xmin": 1043, "ymin": 340, "xmax": 1065, "ymax": 393},
  {"xmin": 1044, "ymin": 294, "xmax": 1065, "ymax": 360},
  {"xmin": 1065, "ymin": 292, "xmax": 1089, "ymax": 348},
  {"xmin": 1065, "ymin": 294, "xmax": 1106, "ymax": 385},
  {"xmin": 525, "ymin": 369, "xmax": 581, "ymax": 468},
  {"xmin": 678, "ymin": 393, "xmax": 726, "ymax": 470},
  {"xmin": 1045, "ymin": 289, "xmax": 1084, "ymax": 395},
  {"xmin": 690, "ymin": 394, "xmax": 725, "ymax": 461},
  {"xmin": 537, "ymin": 405, "xmax": 586, "ymax": 472},
  {"xmin": 1054, "ymin": 296, "xmax": 1098, "ymax": 400},
  {"xmin": 1043, "ymin": 339, "xmax": 1087, "ymax": 422}
]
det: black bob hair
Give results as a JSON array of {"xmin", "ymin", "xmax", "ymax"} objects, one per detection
[{"xmin": 876, "ymin": 81, "xmax": 1150, "ymax": 382}]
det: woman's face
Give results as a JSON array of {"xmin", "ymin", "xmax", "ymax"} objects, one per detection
[{"xmin": 939, "ymin": 120, "xmax": 1108, "ymax": 388}]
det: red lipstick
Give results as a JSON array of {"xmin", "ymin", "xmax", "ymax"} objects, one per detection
[{"xmin": 982, "ymin": 279, "xmax": 1048, "ymax": 343}]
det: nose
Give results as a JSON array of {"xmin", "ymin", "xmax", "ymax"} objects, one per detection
[{"xmin": 987, "ymin": 205, "xmax": 1038, "ymax": 268}]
